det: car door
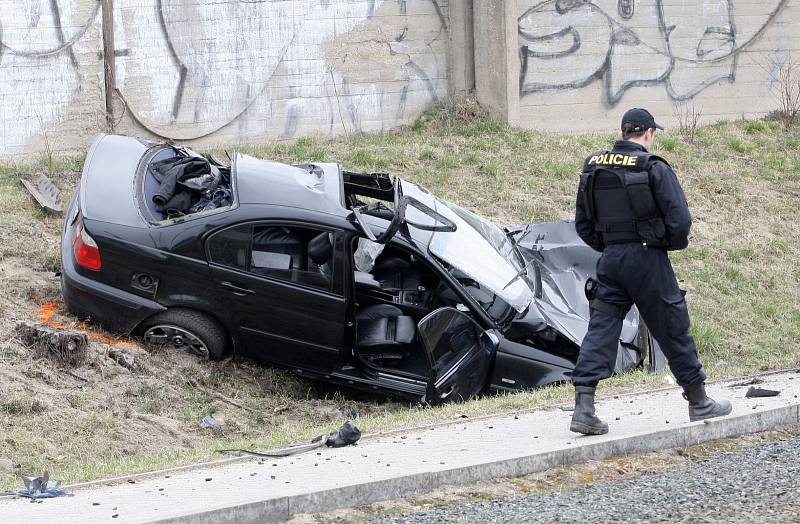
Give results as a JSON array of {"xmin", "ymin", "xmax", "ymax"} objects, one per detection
[
  {"xmin": 205, "ymin": 222, "xmax": 348, "ymax": 372},
  {"xmin": 418, "ymin": 307, "xmax": 497, "ymax": 403}
]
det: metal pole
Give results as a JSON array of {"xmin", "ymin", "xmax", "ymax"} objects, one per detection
[{"xmin": 100, "ymin": 0, "xmax": 116, "ymax": 131}]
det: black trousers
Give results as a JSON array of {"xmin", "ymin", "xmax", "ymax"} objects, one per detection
[{"xmin": 571, "ymin": 243, "xmax": 706, "ymax": 388}]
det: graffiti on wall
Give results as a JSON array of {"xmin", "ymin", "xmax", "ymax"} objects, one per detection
[
  {"xmin": 0, "ymin": 0, "xmax": 447, "ymax": 154},
  {"xmin": 0, "ymin": 0, "xmax": 100, "ymax": 152},
  {"xmin": 518, "ymin": 0, "xmax": 789, "ymax": 106},
  {"xmin": 114, "ymin": 0, "xmax": 446, "ymax": 140}
]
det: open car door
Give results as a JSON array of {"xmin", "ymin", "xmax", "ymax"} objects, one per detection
[{"xmin": 418, "ymin": 307, "xmax": 498, "ymax": 404}]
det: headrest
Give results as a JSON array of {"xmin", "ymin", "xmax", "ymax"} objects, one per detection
[{"xmin": 308, "ymin": 232, "xmax": 333, "ymax": 264}]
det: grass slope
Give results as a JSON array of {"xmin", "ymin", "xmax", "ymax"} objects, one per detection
[{"xmin": 0, "ymin": 109, "xmax": 798, "ymax": 487}]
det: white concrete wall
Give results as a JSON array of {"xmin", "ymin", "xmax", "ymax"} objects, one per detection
[
  {"xmin": 0, "ymin": 0, "xmax": 105, "ymax": 157},
  {"xmin": 514, "ymin": 0, "xmax": 799, "ymax": 131},
  {"xmin": 0, "ymin": 0, "xmax": 449, "ymax": 157}
]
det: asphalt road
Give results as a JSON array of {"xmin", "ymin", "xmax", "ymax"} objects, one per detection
[{"xmin": 370, "ymin": 435, "xmax": 800, "ymax": 523}]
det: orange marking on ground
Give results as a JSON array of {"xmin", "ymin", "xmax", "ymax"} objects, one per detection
[
  {"xmin": 39, "ymin": 301, "xmax": 58, "ymax": 323},
  {"xmin": 37, "ymin": 301, "xmax": 138, "ymax": 348}
]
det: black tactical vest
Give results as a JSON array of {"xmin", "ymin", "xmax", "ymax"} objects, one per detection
[{"xmin": 579, "ymin": 149, "xmax": 669, "ymax": 247}]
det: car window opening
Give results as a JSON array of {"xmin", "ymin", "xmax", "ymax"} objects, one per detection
[
  {"xmin": 208, "ymin": 224, "xmax": 337, "ymax": 294},
  {"xmin": 141, "ymin": 147, "xmax": 235, "ymax": 223}
]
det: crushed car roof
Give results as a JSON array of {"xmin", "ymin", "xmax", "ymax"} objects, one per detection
[{"xmin": 234, "ymin": 155, "xmax": 344, "ymax": 214}]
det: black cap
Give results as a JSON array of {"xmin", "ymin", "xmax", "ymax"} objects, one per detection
[{"xmin": 621, "ymin": 108, "xmax": 664, "ymax": 132}]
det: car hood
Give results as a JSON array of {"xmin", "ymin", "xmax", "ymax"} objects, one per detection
[{"xmin": 513, "ymin": 220, "xmax": 641, "ymax": 349}]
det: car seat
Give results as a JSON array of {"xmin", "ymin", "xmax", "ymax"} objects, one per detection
[
  {"xmin": 308, "ymin": 232, "xmax": 334, "ymax": 280},
  {"xmin": 372, "ymin": 256, "xmax": 422, "ymax": 292},
  {"xmin": 355, "ymin": 304, "xmax": 416, "ymax": 365},
  {"xmin": 252, "ymin": 227, "xmax": 307, "ymax": 270}
]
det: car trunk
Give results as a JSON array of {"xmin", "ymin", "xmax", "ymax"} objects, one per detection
[{"xmin": 79, "ymin": 134, "xmax": 152, "ymax": 229}]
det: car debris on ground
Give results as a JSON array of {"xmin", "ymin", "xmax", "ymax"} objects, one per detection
[
  {"xmin": 20, "ymin": 173, "xmax": 63, "ymax": 215},
  {"xmin": 0, "ymin": 472, "xmax": 71, "ymax": 500},
  {"xmin": 218, "ymin": 421, "xmax": 362, "ymax": 458},
  {"xmin": 745, "ymin": 386, "xmax": 780, "ymax": 398},
  {"xmin": 200, "ymin": 415, "xmax": 221, "ymax": 430}
]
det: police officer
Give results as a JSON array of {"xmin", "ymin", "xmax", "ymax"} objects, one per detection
[{"xmin": 570, "ymin": 108, "xmax": 731, "ymax": 435}]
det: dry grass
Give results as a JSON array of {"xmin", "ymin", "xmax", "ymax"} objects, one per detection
[{"xmin": 0, "ymin": 108, "xmax": 799, "ymax": 488}]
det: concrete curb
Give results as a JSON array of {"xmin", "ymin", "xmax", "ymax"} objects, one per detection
[{"xmin": 152, "ymin": 402, "xmax": 800, "ymax": 524}]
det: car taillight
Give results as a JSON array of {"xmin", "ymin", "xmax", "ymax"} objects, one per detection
[{"xmin": 73, "ymin": 219, "xmax": 102, "ymax": 270}]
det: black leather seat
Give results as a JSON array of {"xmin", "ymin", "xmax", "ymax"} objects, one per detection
[
  {"xmin": 252, "ymin": 227, "xmax": 306, "ymax": 270},
  {"xmin": 372, "ymin": 257, "xmax": 422, "ymax": 291},
  {"xmin": 356, "ymin": 304, "xmax": 416, "ymax": 365},
  {"xmin": 308, "ymin": 232, "xmax": 333, "ymax": 280}
]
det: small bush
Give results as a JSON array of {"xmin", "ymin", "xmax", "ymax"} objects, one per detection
[
  {"xmin": 743, "ymin": 120, "xmax": 768, "ymax": 134},
  {"xmin": 659, "ymin": 137, "xmax": 679, "ymax": 152},
  {"xmin": 727, "ymin": 138, "xmax": 754, "ymax": 154}
]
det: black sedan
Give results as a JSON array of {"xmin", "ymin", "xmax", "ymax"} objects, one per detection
[{"xmin": 61, "ymin": 134, "xmax": 663, "ymax": 403}]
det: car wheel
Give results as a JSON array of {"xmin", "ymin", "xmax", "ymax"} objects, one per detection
[{"xmin": 139, "ymin": 309, "xmax": 227, "ymax": 360}]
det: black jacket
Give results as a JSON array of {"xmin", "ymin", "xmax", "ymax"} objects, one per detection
[{"xmin": 575, "ymin": 141, "xmax": 692, "ymax": 252}]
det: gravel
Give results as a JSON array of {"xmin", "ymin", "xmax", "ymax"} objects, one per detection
[{"xmin": 370, "ymin": 436, "xmax": 800, "ymax": 523}]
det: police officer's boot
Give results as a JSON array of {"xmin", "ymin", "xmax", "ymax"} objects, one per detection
[
  {"xmin": 570, "ymin": 386, "xmax": 609, "ymax": 435},
  {"xmin": 682, "ymin": 382, "xmax": 732, "ymax": 422}
]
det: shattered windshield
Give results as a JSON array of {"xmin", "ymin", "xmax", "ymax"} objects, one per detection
[{"xmin": 400, "ymin": 181, "xmax": 534, "ymax": 314}]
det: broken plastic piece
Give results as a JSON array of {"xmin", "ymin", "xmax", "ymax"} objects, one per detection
[
  {"xmin": 21, "ymin": 173, "xmax": 63, "ymax": 214},
  {"xmin": 200, "ymin": 415, "xmax": 221, "ymax": 430},
  {"xmin": 325, "ymin": 421, "xmax": 361, "ymax": 448},
  {"xmin": 17, "ymin": 472, "xmax": 71, "ymax": 499},
  {"xmin": 745, "ymin": 386, "xmax": 780, "ymax": 398}
]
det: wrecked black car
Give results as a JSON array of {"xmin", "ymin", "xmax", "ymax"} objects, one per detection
[{"xmin": 61, "ymin": 134, "xmax": 664, "ymax": 403}]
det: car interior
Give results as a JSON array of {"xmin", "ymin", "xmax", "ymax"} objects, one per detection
[
  {"xmin": 350, "ymin": 238, "xmax": 448, "ymax": 375},
  {"xmin": 250, "ymin": 226, "xmax": 334, "ymax": 290},
  {"xmin": 141, "ymin": 148, "xmax": 235, "ymax": 222},
  {"xmin": 342, "ymin": 171, "xmax": 488, "ymax": 376}
]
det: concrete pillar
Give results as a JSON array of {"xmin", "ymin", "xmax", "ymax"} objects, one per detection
[
  {"xmin": 447, "ymin": 0, "xmax": 475, "ymax": 95},
  {"xmin": 473, "ymin": 0, "xmax": 519, "ymax": 124}
]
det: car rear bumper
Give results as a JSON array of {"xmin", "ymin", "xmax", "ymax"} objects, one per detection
[{"xmin": 60, "ymin": 219, "xmax": 165, "ymax": 335}]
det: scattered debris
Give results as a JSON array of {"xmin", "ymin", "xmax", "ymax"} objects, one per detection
[
  {"xmin": 17, "ymin": 472, "xmax": 71, "ymax": 499},
  {"xmin": 745, "ymin": 386, "xmax": 780, "ymax": 398},
  {"xmin": 730, "ymin": 378, "xmax": 765, "ymax": 388},
  {"xmin": 200, "ymin": 415, "xmax": 221, "ymax": 430},
  {"xmin": 20, "ymin": 173, "xmax": 63, "ymax": 215},
  {"xmin": 15, "ymin": 322, "xmax": 88, "ymax": 367},
  {"xmin": 219, "ymin": 440, "xmax": 326, "ymax": 458},
  {"xmin": 108, "ymin": 347, "xmax": 141, "ymax": 372},
  {"xmin": 324, "ymin": 421, "xmax": 362, "ymax": 448},
  {"xmin": 218, "ymin": 421, "xmax": 362, "ymax": 457}
]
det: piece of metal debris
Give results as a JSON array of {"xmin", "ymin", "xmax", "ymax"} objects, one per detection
[
  {"xmin": 21, "ymin": 173, "xmax": 63, "ymax": 215},
  {"xmin": 200, "ymin": 415, "xmax": 221, "ymax": 430},
  {"xmin": 217, "ymin": 421, "xmax": 362, "ymax": 457},
  {"xmin": 745, "ymin": 386, "xmax": 780, "ymax": 398},
  {"xmin": 17, "ymin": 472, "xmax": 71, "ymax": 499}
]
